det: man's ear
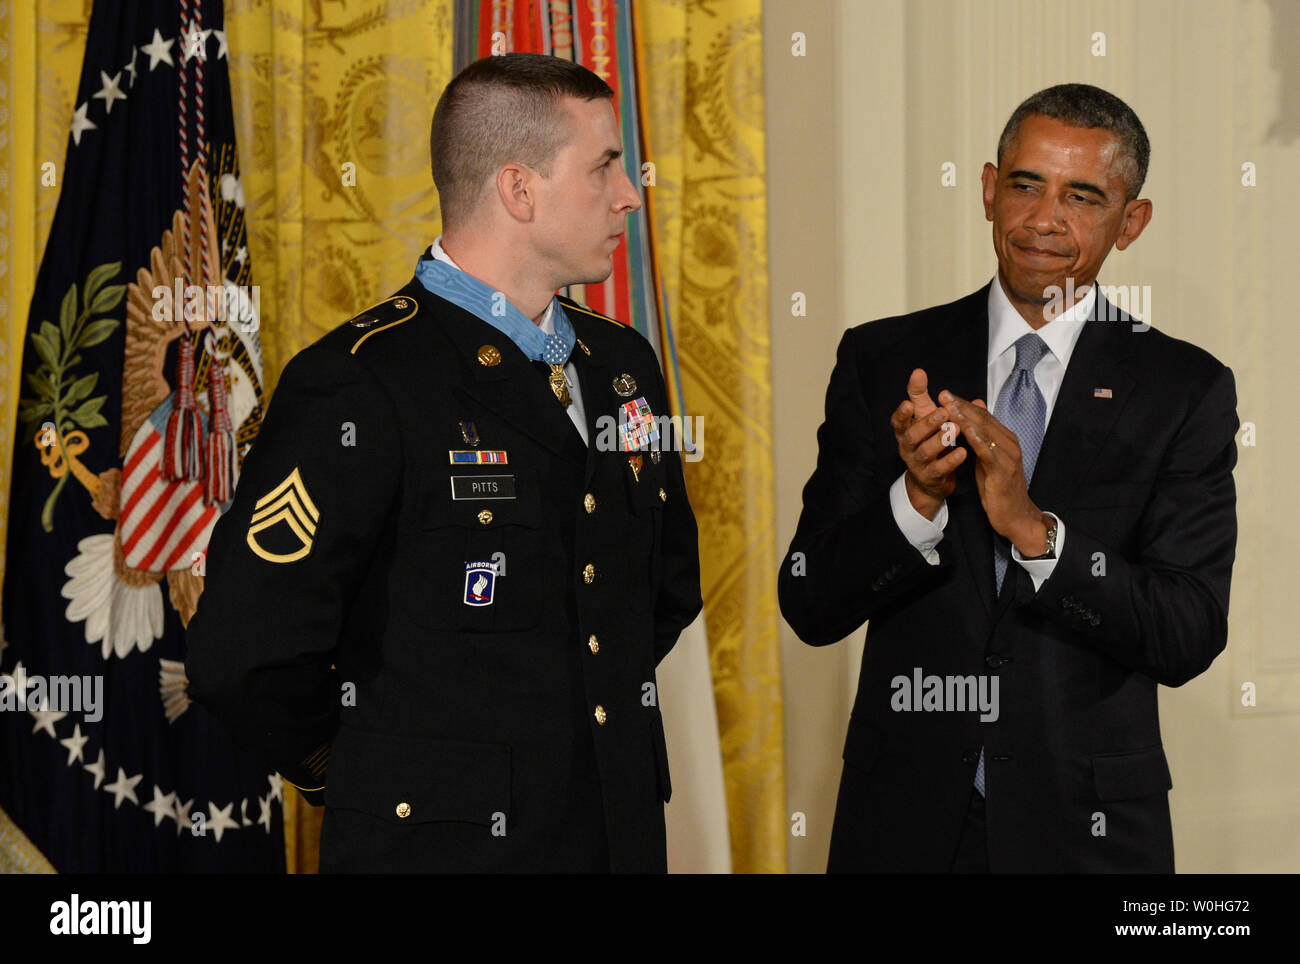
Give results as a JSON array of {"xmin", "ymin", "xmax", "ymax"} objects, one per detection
[
  {"xmin": 1115, "ymin": 198, "xmax": 1152, "ymax": 252},
  {"xmin": 495, "ymin": 162, "xmax": 536, "ymax": 223},
  {"xmin": 981, "ymin": 162, "xmax": 998, "ymax": 221}
]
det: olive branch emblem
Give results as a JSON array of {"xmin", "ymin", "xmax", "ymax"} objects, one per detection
[{"xmin": 17, "ymin": 261, "xmax": 125, "ymax": 532}]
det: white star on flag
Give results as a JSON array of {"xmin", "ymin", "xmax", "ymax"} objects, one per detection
[
  {"xmin": 142, "ymin": 28, "xmax": 174, "ymax": 70},
  {"xmin": 267, "ymin": 773, "xmax": 283, "ymax": 803},
  {"xmin": 214, "ymin": 28, "xmax": 229, "ymax": 60},
  {"xmin": 58, "ymin": 723, "xmax": 89, "ymax": 765},
  {"xmin": 104, "ymin": 767, "xmax": 144, "ymax": 808},
  {"xmin": 84, "ymin": 748, "xmax": 107, "ymax": 789},
  {"xmin": 180, "ymin": 20, "xmax": 212, "ymax": 63},
  {"xmin": 257, "ymin": 794, "xmax": 273, "ymax": 833},
  {"xmin": 143, "ymin": 786, "xmax": 178, "ymax": 828},
  {"xmin": 207, "ymin": 801, "xmax": 239, "ymax": 843},
  {"xmin": 6, "ymin": 661, "xmax": 29, "ymax": 698},
  {"xmin": 93, "ymin": 70, "xmax": 127, "ymax": 114},
  {"xmin": 30, "ymin": 706, "xmax": 68, "ymax": 738},
  {"xmin": 173, "ymin": 797, "xmax": 195, "ymax": 836},
  {"xmin": 124, "ymin": 46, "xmax": 139, "ymax": 87},
  {"xmin": 70, "ymin": 102, "xmax": 97, "ymax": 146}
]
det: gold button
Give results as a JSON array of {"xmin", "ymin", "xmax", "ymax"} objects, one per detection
[
  {"xmin": 594, "ymin": 705, "xmax": 607, "ymax": 725},
  {"xmin": 393, "ymin": 298, "xmax": 410, "ymax": 309},
  {"xmin": 396, "ymin": 802, "xmax": 411, "ymax": 819},
  {"xmin": 583, "ymin": 493, "xmax": 595, "ymax": 514},
  {"xmin": 658, "ymin": 487, "xmax": 667, "ymax": 502},
  {"xmin": 588, "ymin": 634, "xmax": 599, "ymax": 654},
  {"xmin": 583, "ymin": 563, "xmax": 595, "ymax": 584},
  {"xmin": 477, "ymin": 344, "xmax": 501, "ymax": 367},
  {"xmin": 478, "ymin": 509, "xmax": 493, "ymax": 525}
]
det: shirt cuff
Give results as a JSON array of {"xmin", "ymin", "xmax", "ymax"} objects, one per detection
[
  {"xmin": 889, "ymin": 472, "xmax": 948, "ymax": 565},
  {"xmin": 1010, "ymin": 512, "xmax": 1065, "ymax": 592}
]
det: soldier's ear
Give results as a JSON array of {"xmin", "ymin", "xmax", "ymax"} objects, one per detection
[{"xmin": 496, "ymin": 162, "xmax": 537, "ymax": 223}]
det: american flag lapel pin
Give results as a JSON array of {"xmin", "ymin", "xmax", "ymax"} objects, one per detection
[{"xmin": 1093, "ymin": 387, "xmax": 1113, "ymax": 399}]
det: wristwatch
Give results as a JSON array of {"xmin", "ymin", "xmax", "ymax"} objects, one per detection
[{"xmin": 1020, "ymin": 513, "xmax": 1058, "ymax": 560}]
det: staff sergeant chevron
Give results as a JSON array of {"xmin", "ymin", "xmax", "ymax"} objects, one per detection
[{"xmin": 245, "ymin": 466, "xmax": 320, "ymax": 563}]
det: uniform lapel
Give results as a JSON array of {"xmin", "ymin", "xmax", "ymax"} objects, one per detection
[
  {"xmin": 406, "ymin": 278, "xmax": 585, "ymax": 462},
  {"xmin": 567, "ymin": 324, "xmax": 616, "ymax": 484}
]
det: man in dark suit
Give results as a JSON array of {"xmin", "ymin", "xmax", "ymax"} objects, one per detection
[
  {"xmin": 185, "ymin": 53, "xmax": 702, "ymax": 872},
  {"xmin": 779, "ymin": 84, "xmax": 1237, "ymax": 872}
]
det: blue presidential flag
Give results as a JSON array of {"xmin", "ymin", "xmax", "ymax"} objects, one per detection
[{"xmin": 0, "ymin": 0, "xmax": 282, "ymax": 871}]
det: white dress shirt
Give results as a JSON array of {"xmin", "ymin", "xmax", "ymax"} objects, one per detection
[
  {"xmin": 430, "ymin": 235, "xmax": 589, "ymax": 445},
  {"xmin": 888, "ymin": 275, "xmax": 1097, "ymax": 592}
]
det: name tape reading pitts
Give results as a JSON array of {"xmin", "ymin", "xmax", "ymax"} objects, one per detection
[{"xmin": 450, "ymin": 475, "xmax": 516, "ymax": 500}]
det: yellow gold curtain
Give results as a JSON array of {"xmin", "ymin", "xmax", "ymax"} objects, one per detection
[
  {"xmin": 2, "ymin": 0, "xmax": 781, "ymax": 874},
  {"xmin": 636, "ymin": 0, "xmax": 784, "ymax": 873}
]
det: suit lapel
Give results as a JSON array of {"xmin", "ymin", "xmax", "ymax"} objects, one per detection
[
  {"xmin": 407, "ymin": 278, "xmax": 586, "ymax": 462},
  {"xmin": 988, "ymin": 288, "xmax": 1135, "ymax": 617},
  {"xmin": 915, "ymin": 285, "xmax": 999, "ymax": 621},
  {"xmin": 1026, "ymin": 291, "xmax": 1134, "ymax": 510}
]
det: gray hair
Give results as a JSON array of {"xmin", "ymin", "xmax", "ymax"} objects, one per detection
[
  {"xmin": 996, "ymin": 84, "xmax": 1150, "ymax": 202},
  {"xmin": 430, "ymin": 53, "xmax": 615, "ymax": 229}
]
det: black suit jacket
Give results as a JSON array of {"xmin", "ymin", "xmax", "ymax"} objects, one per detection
[
  {"xmin": 779, "ymin": 283, "xmax": 1238, "ymax": 872},
  {"xmin": 186, "ymin": 274, "xmax": 702, "ymax": 872}
]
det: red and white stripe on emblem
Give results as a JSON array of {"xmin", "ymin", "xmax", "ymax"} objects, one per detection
[{"xmin": 120, "ymin": 415, "xmax": 219, "ymax": 572}]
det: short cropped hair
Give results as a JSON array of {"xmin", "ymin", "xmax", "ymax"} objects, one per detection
[
  {"xmin": 997, "ymin": 83, "xmax": 1151, "ymax": 202},
  {"xmin": 430, "ymin": 53, "xmax": 615, "ymax": 229}
]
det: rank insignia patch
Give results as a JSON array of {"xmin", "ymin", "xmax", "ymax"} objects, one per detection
[
  {"xmin": 618, "ymin": 396, "xmax": 659, "ymax": 452},
  {"xmin": 449, "ymin": 450, "xmax": 508, "ymax": 464},
  {"xmin": 246, "ymin": 467, "xmax": 320, "ymax": 564},
  {"xmin": 464, "ymin": 560, "xmax": 500, "ymax": 606}
]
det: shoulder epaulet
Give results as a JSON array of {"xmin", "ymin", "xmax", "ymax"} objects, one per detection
[
  {"xmin": 558, "ymin": 296, "xmax": 625, "ymax": 328},
  {"xmin": 342, "ymin": 295, "xmax": 419, "ymax": 354}
]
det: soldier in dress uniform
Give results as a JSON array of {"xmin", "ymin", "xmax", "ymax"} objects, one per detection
[{"xmin": 185, "ymin": 53, "xmax": 702, "ymax": 872}]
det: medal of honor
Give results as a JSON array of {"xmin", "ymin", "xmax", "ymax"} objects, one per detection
[
  {"xmin": 542, "ymin": 333, "xmax": 573, "ymax": 408},
  {"xmin": 548, "ymin": 365, "xmax": 572, "ymax": 407}
]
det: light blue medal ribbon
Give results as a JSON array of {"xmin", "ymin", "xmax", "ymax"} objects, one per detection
[{"xmin": 414, "ymin": 255, "xmax": 575, "ymax": 368}]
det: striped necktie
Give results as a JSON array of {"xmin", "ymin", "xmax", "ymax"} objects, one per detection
[{"xmin": 976, "ymin": 332, "xmax": 1048, "ymax": 797}]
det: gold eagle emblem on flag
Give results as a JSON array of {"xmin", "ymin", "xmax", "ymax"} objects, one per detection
[{"xmin": 246, "ymin": 467, "xmax": 319, "ymax": 563}]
